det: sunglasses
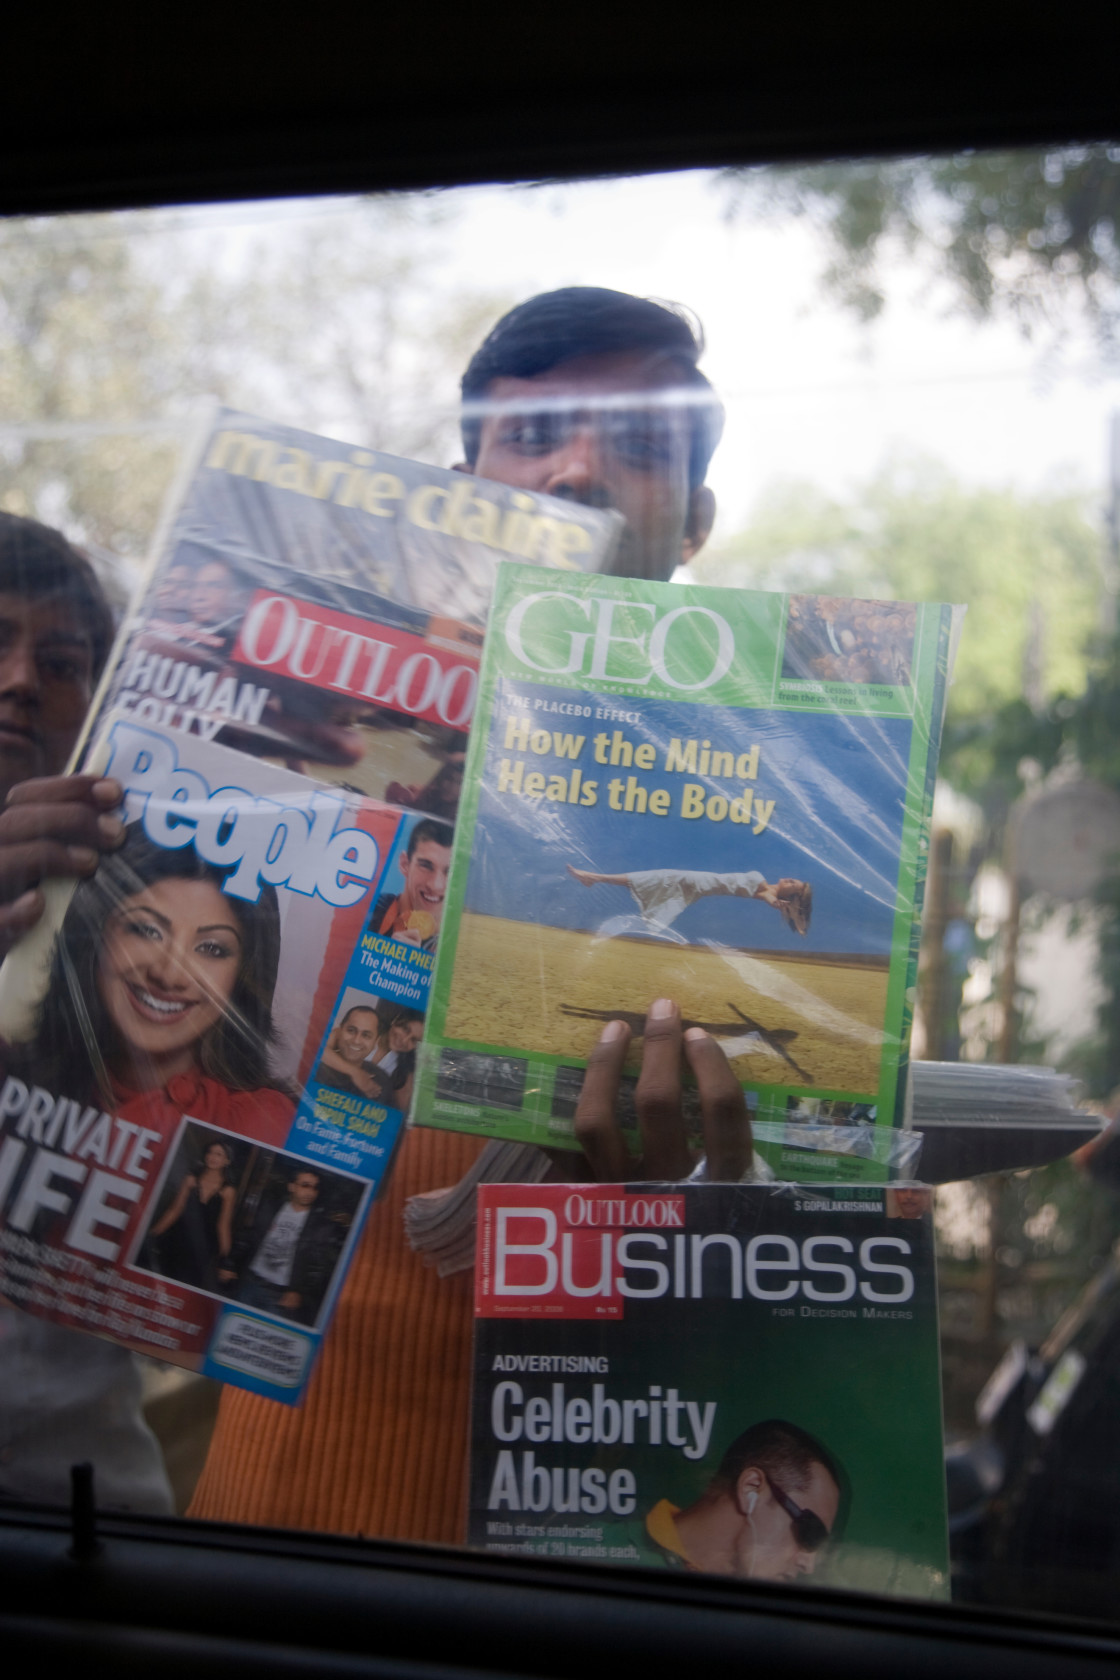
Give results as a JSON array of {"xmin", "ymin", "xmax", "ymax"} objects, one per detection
[{"xmin": 764, "ymin": 1473, "xmax": 831, "ymax": 1552}]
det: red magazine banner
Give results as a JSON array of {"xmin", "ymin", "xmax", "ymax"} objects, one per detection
[
  {"xmin": 232, "ymin": 590, "xmax": 479, "ymax": 730},
  {"xmin": 476, "ymin": 1185, "xmax": 687, "ymax": 1321}
]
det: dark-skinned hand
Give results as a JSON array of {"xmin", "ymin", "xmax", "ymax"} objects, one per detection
[
  {"xmin": 0, "ymin": 775, "xmax": 125, "ymax": 958},
  {"xmin": 567, "ymin": 996, "xmax": 752, "ymax": 1183}
]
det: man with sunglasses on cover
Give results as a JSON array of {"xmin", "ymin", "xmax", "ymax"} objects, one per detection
[{"xmin": 638, "ymin": 1419, "xmax": 842, "ymax": 1580}]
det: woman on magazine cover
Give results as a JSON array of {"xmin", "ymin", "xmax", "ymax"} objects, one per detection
[
  {"xmin": 146, "ymin": 1137, "xmax": 237, "ymax": 1292},
  {"xmin": 12, "ymin": 823, "xmax": 294, "ymax": 1155}
]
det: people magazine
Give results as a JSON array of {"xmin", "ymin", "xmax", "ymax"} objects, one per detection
[
  {"xmin": 0, "ymin": 415, "xmax": 621, "ymax": 1404},
  {"xmin": 470, "ymin": 1181, "xmax": 949, "ymax": 1597},
  {"xmin": 414, "ymin": 564, "xmax": 958, "ymax": 1179}
]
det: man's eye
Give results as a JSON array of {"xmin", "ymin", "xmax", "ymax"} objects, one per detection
[
  {"xmin": 608, "ymin": 418, "xmax": 676, "ymax": 467},
  {"xmin": 40, "ymin": 655, "xmax": 90, "ymax": 683},
  {"xmin": 501, "ymin": 417, "xmax": 562, "ymax": 453}
]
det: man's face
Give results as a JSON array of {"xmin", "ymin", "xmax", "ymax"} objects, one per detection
[
  {"xmin": 190, "ymin": 562, "xmax": 234, "ymax": 625},
  {"xmin": 468, "ymin": 350, "xmax": 714, "ymax": 583},
  {"xmin": 892, "ymin": 1187, "xmax": 929, "ymax": 1219},
  {"xmin": 336, "ymin": 1009, "xmax": 380, "ymax": 1064},
  {"xmin": 157, "ymin": 563, "xmax": 194, "ymax": 615},
  {"xmin": 289, "ymin": 1173, "xmax": 320, "ymax": 1208},
  {"xmin": 399, "ymin": 840, "xmax": 451, "ymax": 923},
  {"xmin": 0, "ymin": 592, "xmax": 95, "ymax": 794},
  {"xmin": 738, "ymin": 1463, "xmax": 839, "ymax": 1582}
]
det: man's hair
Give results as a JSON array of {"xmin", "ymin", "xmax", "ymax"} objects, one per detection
[
  {"xmin": 407, "ymin": 817, "xmax": 453, "ymax": 856},
  {"xmin": 0, "ymin": 513, "xmax": 115, "ymax": 678},
  {"xmin": 290, "ymin": 1169, "xmax": 320, "ymax": 1187},
  {"xmin": 711, "ymin": 1420, "xmax": 841, "ymax": 1500},
  {"xmin": 460, "ymin": 287, "xmax": 725, "ymax": 491},
  {"xmin": 339, "ymin": 1005, "xmax": 380, "ymax": 1029}
]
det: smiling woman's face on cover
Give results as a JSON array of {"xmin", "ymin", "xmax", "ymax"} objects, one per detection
[{"xmin": 99, "ymin": 878, "xmax": 244, "ymax": 1077}]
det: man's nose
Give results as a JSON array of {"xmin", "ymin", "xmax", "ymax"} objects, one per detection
[
  {"xmin": 542, "ymin": 426, "xmax": 614, "ymax": 508},
  {"xmin": 0, "ymin": 637, "xmax": 40, "ymax": 701}
]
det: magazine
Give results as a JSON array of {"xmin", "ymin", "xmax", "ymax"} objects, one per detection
[
  {"xmin": 77, "ymin": 407, "xmax": 621, "ymax": 822},
  {"xmin": 469, "ymin": 1181, "xmax": 948, "ymax": 1599},
  {"xmin": 414, "ymin": 567, "xmax": 955, "ymax": 1177},
  {"xmin": 0, "ymin": 716, "xmax": 442, "ymax": 1402}
]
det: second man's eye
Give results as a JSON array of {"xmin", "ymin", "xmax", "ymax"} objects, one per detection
[{"xmin": 501, "ymin": 415, "xmax": 565, "ymax": 454}]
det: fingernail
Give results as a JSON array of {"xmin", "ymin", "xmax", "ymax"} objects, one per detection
[
  {"xmin": 650, "ymin": 998, "xmax": 675, "ymax": 1020},
  {"xmin": 67, "ymin": 846, "xmax": 98, "ymax": 871},
  {"xmin": 98, "ymin": 815, "xmax": 125, "ymax": 844},
  {"xmin": 684, "ymin": 1027, "xmax": 707, "ymax": 1043},
  {"xmin": 93, "ymin": 779, "xmax": 122, "ymax": 804},
  {"xmin": 12, "ymin": 889, "xmax": 41, "ymax": 917},
  {"xmin": 600, "ymin": 1019, "xmax": 627, "ymax": 1042}
]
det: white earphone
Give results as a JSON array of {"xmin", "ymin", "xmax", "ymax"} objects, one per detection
[{"xmin": 746, "ymin": 1491, "xmax": 758, "ymax": 1515}]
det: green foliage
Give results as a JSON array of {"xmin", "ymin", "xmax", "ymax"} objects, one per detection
[
  {"xmin": 695, "ymin": 458, "xmax": 1102, "ymax": 755},
  {"xmin": 696, "ymin": 457, "xmax": 1120, "ymax": 1090},
  {"xmin": 724, "ymin": 146, "xmax": 1120, "ymax": 353},
  {"xmin": 0, "ymin": 201, "xmax": 508, "ymax": 571}
]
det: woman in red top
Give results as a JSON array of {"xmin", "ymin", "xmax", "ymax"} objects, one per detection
[{"xmin": 14, "ymin": 822, "xmax": 294, "ymax": 1160}]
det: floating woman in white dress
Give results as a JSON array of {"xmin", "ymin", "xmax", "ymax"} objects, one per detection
[{"xmin": 566, "ymin": 865, "xmax": 813, "ymax": 938}]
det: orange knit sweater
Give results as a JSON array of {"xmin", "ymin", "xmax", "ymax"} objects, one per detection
[{"xmin": 188, "ymin": 1127, "xmax": 486, "ymax": 1542}]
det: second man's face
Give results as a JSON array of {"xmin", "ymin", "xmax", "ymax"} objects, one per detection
[
  {"xmin": 469, "ymin": 350, "xmax": 712, "ymax": 583},
  {"xmin": 0, "ymin": 592, "xmax": 95, "ymax": 791},
  {"xmin": 399, "ymin": 841, "xmax": 452, "ymax": 923}
]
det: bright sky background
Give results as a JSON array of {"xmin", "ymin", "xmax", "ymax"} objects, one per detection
[
  {"xmin": 184, "ymin": 168, "xmax": 1120, "ymax": 543},
  {"xmin": 430, "ymin": 171, "xmax": 1120, "ymax": 538}
]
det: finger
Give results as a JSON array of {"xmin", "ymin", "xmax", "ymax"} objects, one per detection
[
  {"xmin": 5, "ymin": 775, "xmax": 122, "ymax": 810},
  {"xmin": 574, "ymin": 1019, "xmax": 633, "ymax": 1182},
  {"xmin": 0, "ymin": 801, "xmax": 125, "ymax": 852},
  {"xmin": 0, "ymin": 840, "xmax": 100, "ymax": 900},
  {"xmin": 635, "ymin": 999, "xmax": 692, "ymax": 1181},
  {"xmin": 540, "ymin": 1147, "xmax": 594, "ymax": 1184},
  {"xmin": 0, "ymin": 888, "xmax": 45, "ymax": 957},
  {"xmin": 684, "ymin": 1027, "xmax": 752, "ymax": 1181}
]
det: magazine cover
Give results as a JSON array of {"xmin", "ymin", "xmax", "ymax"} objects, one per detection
[
  {"xmin": 414, "ymin": 566, "xmax": 955, "ymax": 1176},
  {"xmin": 0, "ymin": 715, "xmax": 443, "ymax": 1402},
  {"xmin": 77, "ymin": 407, "xmax": 621, "ymax": 822},
  {"xmin": 470, "ymin": 1182, "xmax": 948, "ymax": 1600}
]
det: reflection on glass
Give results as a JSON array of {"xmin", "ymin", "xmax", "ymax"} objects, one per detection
[{"xmin": 1, "ymin": 150, "xmax": 1120, "ymax": 1623}]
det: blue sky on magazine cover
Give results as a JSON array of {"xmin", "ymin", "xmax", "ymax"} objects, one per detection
[{"xmin": 463, "ymin": 682, "xmax": 915, "ymax": 958}]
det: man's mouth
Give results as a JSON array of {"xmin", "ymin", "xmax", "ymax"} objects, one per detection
[
  {"xmin": 126, "ymin": 982, "xmax": 193, "ymax": 1024},
  {"xmin": 418, "ymin": 888, "xmax": 444, "ymax": 907}
]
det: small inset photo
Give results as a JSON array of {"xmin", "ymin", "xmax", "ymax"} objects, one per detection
[
  {"xmin": 368, "ymin": 815, "xmax": 454, "ymax": 953},
  {"xmin": 785, "ymin": 1095, "xmax": 878, "ymax": 1124},
  {"xmin": 134, "ymin": 1121, "xmax": 367, "ymax": 1326},
  {"xmin": 886, "ymin": 1187, "xmax": 931, "ymax": 1220},
  {"xmin": 312, "ymin": 987, "xmax": 424, "ymax": 1112},
  {"xmin": 783, "ymin": 596, "xmax": 916, "ymax": 686},
  {"xmin": 436, "ymin": 1050, "xmax": 528, "ymax": 1111}
]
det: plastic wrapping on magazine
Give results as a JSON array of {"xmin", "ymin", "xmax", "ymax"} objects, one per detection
[
  {"xmin": 75, "ymin": 406, "xmax": 621, "ymax": 829},
  {"xmin": 0, "ymin": 421, "xmax": 624, "ymax": 1401},
  {"xmin": 0, "ymin": 716, "xmax": 439, "ymax": 1402},
  {"xmin": 750, "ymin": 1122, "xmax": 924, "ymax": 1183},
  {"xmin": 417, "ymin": 569, "xmax": 963, "ymax": 1188}
]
